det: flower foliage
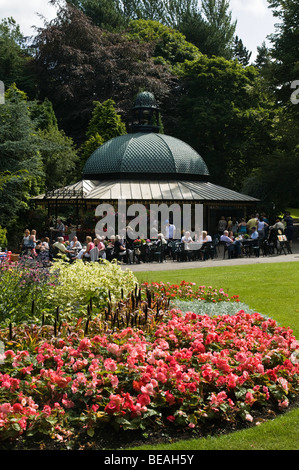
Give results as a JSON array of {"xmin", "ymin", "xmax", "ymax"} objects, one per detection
[
  {"xmin": 0, "ymin": 258, "xmax": 138, "ymax": 325},
  {"xmin": 0, "ymin": 280, "xmax": 298, "ymax": 444},
  {"xmin": 143, "ymin": 280, "xmax": 240, "ymax": 303}
]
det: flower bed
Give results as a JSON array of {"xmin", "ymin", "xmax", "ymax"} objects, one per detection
[
  {"xmin": 0, "ymin": 257, "xmax": 138, "ymax": 325},
  {"xmin": 0, "ymin": 281, "xmax": 298, "ymax": 448}
]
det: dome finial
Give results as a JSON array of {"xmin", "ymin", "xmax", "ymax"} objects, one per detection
[{"xmin": 131, "ymin": 91, "xmax": 160, "ymax": 133}]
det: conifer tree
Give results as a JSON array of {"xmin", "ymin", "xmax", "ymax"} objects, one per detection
[{"xmin": 79, "ymin": 99, "xmax": 127, "ymax": 169}]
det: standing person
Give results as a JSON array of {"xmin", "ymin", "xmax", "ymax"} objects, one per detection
[
  {"xmin": 257, "ymin": 216, "xmax": 268, "ymax": 240},
  {"xmin": 54, "ymin": 218, "xmax": 65, "ymax": 239},
  {"xmin": 29, "ymin": 230, "xmax": 37, "ymax": 256},
  {"xmin": 227, "ymin": 217, "xmax": 232, "ymax": 232},
  {"xmin": 30, "ymin": 229, "xmax": 37, "ymax": 246},
  {"xmin": 217, "ymin": 216, "xmax": 227, "ymax": 235},
  {"xmin": 164, "ymin": 220, "xmax": 176, "ymax": 240},
  {"xmin": 284, "ymin": 212, "xmax": 294, "ymax": 246},
  {"xmin": 231, "ymin": 217, "xmax": 239, "ymax": 235},
  {"xmin": 237, "ymin": 218, "xmax": 247, "ymax": 235},
  {"xmin": 21, "ymin": 229, "xmax": 32, "ymax": 254},
  {"xmin": 273, "ymin": 217, "xmax": 285, "ymax": 232},
  {"xmin": 246, "ymin": 214, "xmax": 258, "ymax": 233}
]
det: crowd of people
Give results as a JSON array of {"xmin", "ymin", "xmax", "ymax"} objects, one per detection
[
  {"xmin": 215, "ymin": 212, "xmax": 294, "ymax": 259},
  {"xmin": 19, "ymin": 211, "xmax": 295, "ymax": 265}
]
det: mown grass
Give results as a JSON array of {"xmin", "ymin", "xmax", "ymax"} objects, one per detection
[{"xmin": 131, "ymin": 261, "xmax": 299, "ymax": 450}]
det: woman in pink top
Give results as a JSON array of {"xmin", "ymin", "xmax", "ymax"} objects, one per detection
[{"xmin": 76, "ymin": 236, "xmax": 94, "ymax": 259}]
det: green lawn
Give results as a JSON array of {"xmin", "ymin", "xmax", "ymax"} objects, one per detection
[{"xmin": 130, "ymin": 261, "xmax": 299, "ymax": 450}]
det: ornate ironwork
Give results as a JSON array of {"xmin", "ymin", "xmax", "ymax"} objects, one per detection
[{"xmin": 44, "ymin": 188, "xmax": 85, "ymax": 199}]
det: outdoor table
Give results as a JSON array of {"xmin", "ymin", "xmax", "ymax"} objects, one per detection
[
  {"xmin": 241, "ymin": 239, "xmax": 256, "ymax": 257},
  {"xmin": 184, "ymin": 242, "xmax": 202, "ymax": 260},
  {"xmin": 184, "ymin": 242, "xmax": 202, "ymax": 251}
]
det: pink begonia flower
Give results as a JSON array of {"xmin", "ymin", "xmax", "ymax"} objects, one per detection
[
  {"xmin": 42, "ymin": 405, "xmax": 52, "ymax": 416},
  {"xmin": 141, "ymin": 383, "xmax": 155, "ymax": 396},
  {"xmin": 245, "ymin": 413, "xmax": 253, "ymax": 422},
  {"xmin": 78, "ymin": 338, "xmax": 91, "ymax": 351},
  {"xmin": 137, "ymin": 393, "xmax": 151, "ymax": 407},
  {"xmin": 4, "ymin": 350, "xmax": 15, "ymax": 358},
  {"xmin": 108, "ymin": 374, "xmax": 119, "ymax": 389},
  {"xmin": 278, "ymin": 399, "xmax": 289, "ymax": 409},
  {"xmin": 0, "ymin": 403, "xmax": 12, "ymax": 415},
  {"xmin": 107, "ymin": 343, "xmax": 120, "ymax": 355},
  {"xmin": 12, "ymin": 403, "xmax": 24, "ymax": 413},
  {"xmin": 245, "ymin": 392, "xmax": 255, "ymax": 405},
  {"xmin": 104, "ymin": 358, "xmax": 118, "ymax": 372},
  {"xmin": 18, "ymin": 418, "xmax": 27, "ymax": 430},
  {"xmin": 277, "ymin": 377, "xmax": 289, "ymax": 391},
  {"xmin": 62, "ymin": 397, "xmax": 75, "ymax": 409}
]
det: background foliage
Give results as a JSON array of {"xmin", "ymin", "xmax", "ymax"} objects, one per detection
[{"xmin": 0, "ymin": 0, "xmax": 298, "ymax": 244}]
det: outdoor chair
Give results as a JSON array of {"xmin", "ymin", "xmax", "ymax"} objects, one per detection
[
  {"xmin": 199, "ymin": 242, "xmax": 215, "ymax": 261},
  {"xmin": 150, "ymin": 243, "xmax": 166, "ymax": 263},
  {"xmin": 171, "ymin": 241, "xmax": 185, "ymax": 261},
  {"xmin": 220, "ymin": 241, "xmax": 230, "ymax": 259},
  {"xmin": 89, "ymin": 247, "xmax": 99, "ymax": 262},
  {"xmin": 211, "ymin": 235, "xmax": 220, "ymax": 258}
]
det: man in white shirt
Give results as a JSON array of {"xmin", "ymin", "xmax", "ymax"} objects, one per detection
[
  {"xmin": 69, "ymin": 236, "xmax": 82, "ymax": 252},
  {"xmin": 164, "ymin": 220, "xmax": 176, "ymax": 240},
  {"xmin": 250, "ymin": 227, "xmax": 259, "ymax": 240}
]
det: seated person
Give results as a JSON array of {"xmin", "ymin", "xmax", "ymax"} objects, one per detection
[
  {"xmin": 114, "ymin": 234, "xmax": 133, "ymax": 264},
  {"xmin": 94, "ymin": 237, "xmax": 106, "ymax": 258},
  {"xmin": 53, "ymin": 237, "xmax": 70, "ymax": 256},
  {"xmin": 250, "ymin": 227, "xmax": 259, "ymax": 240},
  {"xmin": 198, "ymin": 231, "xmax": 212, "ymax": 260},
  {"xmin": 41, "ymin": 237, "xmax": 50, "ymax": 250},
  {"xmin": 152, "ymin": 233, "xmax": 167, "ymax": 262},
  {"xmin": 199, "ymin": 230, "xmax": 212, "ymax": 243},
  {"xmin": 181, "ymin": 231, "xmax": 193, "ymax": 244},
  {"xmin": 35, "ymin": 239, "xmax": 50, "ymax": 263},
  {"xmin": 69, "ymin": 236, "xmax": 82, "ymax": 253},
  {"xmin": 220, "ymin": 230, "xmax": 242, "ymax": 258},
  {"xmin": 154, "ymin": 233, "xmax": 167, "ymax": 246},
  {"xmin": 76, "ymin": 236, "xmax": 95, "ymax": 260}
]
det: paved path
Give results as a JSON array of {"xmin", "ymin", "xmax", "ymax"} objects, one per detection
[{"xmin": 122, "ymin": 241, "xmax": 299, "ymax": 272}]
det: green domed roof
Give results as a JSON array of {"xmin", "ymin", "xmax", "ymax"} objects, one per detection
[
  {"xmin": 83, "ymin": 132, "xmax": 210, "ymax": 180},
  {"xmin": 133, "ymin": 91, "xmax": 158, "ymax": 109}
]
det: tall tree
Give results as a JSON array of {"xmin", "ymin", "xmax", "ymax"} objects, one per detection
[
  {"xmin": 126, "ymin": 19, "xmax": 201, "ymax": 66},
  {"xmin": 267, "ymin": 0, "xmax": 299, "ymax": 114},
  {"xmin": 79, "ymin": 98, "xmax": 127, "ymax": 170},
  {"xmin": 67, "ymin": 0, "xmax": 127, "ymax": 31},
  {"xmin": 0, "ymin": 17, "xmax": 37, "ymax": 96},
  {"xmin": 31, "ymin": 2, "xmax": 176, "ymax": 144},
  {"xmin": 177, "ymin": 0, "xmax": 236, "ymax": 58},
  {"xmin": 176, "ymin": 55, "xmax": 276, "ymax": 191},
  {"xmin": 233, "ymin": 36, "xmax": 252, "ymax": 66},
  {"xmin": 0, "ymin": 85, "xmax": 45, "ymax": 230}
]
